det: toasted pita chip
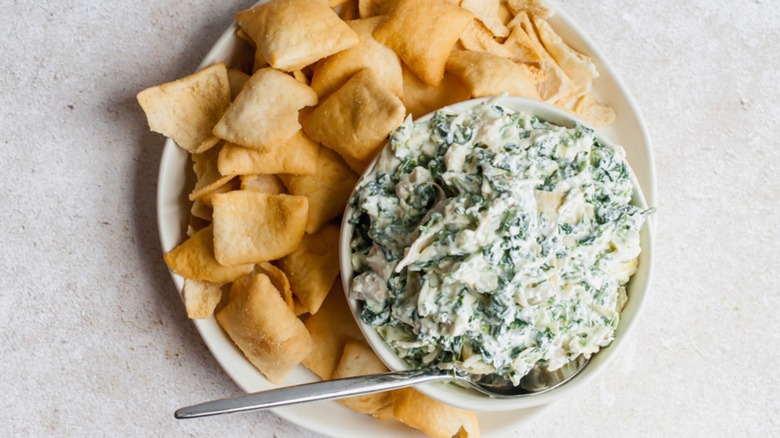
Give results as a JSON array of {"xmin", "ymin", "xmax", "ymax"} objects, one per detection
[
  {"xmin": 340, "ymin": 0, "xmax": 360, "ymax": 20},
  {"xmin": 533, "ymin": 16, "xmax": 597, "ymax": 87},
  {"xmin": 213, "ymin": 68, "xmax": 318, "ymax": 150},
  {"xmin": 163, "ymin": 225, "xmax": 254, "ymax": 283},
  {"xmin": 512, "ymin": 12, "xmax": 571, "ymax": 102},
  {"xmin": 255, "ymin": 262, "xmax": 295, "ymax": 311},
  {"xmin": 373, "ymin": 404, "xmax": 395, "ymax": 420},
  {"xmin": 446, "ymin": 50, "xmax": 540, "ymax": 99},
  {"xmin": 218, "ymin": 132, "xmax": 320, "ymax": 176},
  {"xmin": 458, "ymin": 20, "xmax": 513, "ymax": 58},
  {"xmin": 332, "ymin": 341, "xmax": 392, "ymax": 415},
  {"xmin": 216, "ymin": 273, "xmax": 312, "ymax": 383},
  {"xmin": 461, "ymin": 0, "xmax": 509, "ymax": 38},
  {"xmin": 507, "ymin": 0, "xmax": 553, "ymax": 18},
  {"xmin": 373, "ymin": 0, "xmax": 473, "ymax": 86},
  {"xmin": 330, "ymin": 0, "xmax": 351, "ymax": 6},
  {"xmin": 401, "ymin": 65, "xmax": 471, "ymax": 119},
  {"xmin": 572, "ymin": 94, "xmax": 616, "ymax": 126},
  {"xmin": 280, "ymin": 148, "xmax": 358, "ymax": 234},
  {"xmin": 190, "ymin": 198, "xmax": 212, "ymax": 221},
  {"xmin": 303, "ymin": 69, "xmax": 405, "ymax": 169},
  {"xmin": 200, "ymin": 178, "xmax": 239, "ymax": 207},
  {"xmin": 189, "ymin": 144, "xmax": 233, "ymax": 201},
  {"xmin": 497, "ymin": 2, "xmax": 513, "ymax": 25},
  {"xmin": 227, "ymin": 68, "xmax": 250, "ymax": 100},
  {"xmin": 182, "ymin": 278, "xmax": 223, "ymax": 319},
  {"xmin": 302, "ymin": 280, "xmax": 364, "ymax": 379},
  {"xmin": 392, "ymin": 388, "xmax": 480, "ymax": 438},
  {"xmin": 239, "ymin": 174, "xmax": 287, "ymax": 194},
  {"xmin": 236, "ymin": 27, "xmax": 255, "ymax": 48},
  {"xmin": 503, "ymin": 23, "xmax": 544, "ymax": 64},
  {"xmin": 358, "ymin": 0, "xmax": 394, "ymax": 18},
  {"xmin": 278, "ymin": 223, "xmax": 340, "ymax": 314},
  {"xmin": 236, "ymin": 0, "xmax": 360, "ymax": 72},
  {"xmin": 311, "ymin": 16, "xmax": 403, "ymax": 99},
  {"xmin": 292, "ymin": 70, "xmax": 309, "ymax": 85},
  {"xmin": 252, "ymin": 48, "xmax": 269, "ymax": 73},
  {"xmin": 137, "ymin": 63, "xmax": 230, "ymax": 154},
  {"xmin": 212, "ymin": 191, "xmax": 308, "ymax": 266}
]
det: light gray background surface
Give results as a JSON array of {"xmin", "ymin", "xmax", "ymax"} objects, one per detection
[{"xmin": 1, "ymin": 0, "xmax": 778, "ymax": 436}]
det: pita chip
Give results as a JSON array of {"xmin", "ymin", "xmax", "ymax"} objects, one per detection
[
  {"xmin": 236, "ymin": 0, "xmax": 360, "ymax": 72},
  {"xmin": 311, "ymin": 16, "xmax": 404, "ymax": 99},
  {"xmin": 216, "ymin": 272, "xmax": 312, "ymax": 383},
  {"xmin": 373, "ymin": 0, "xmax": 473, "ymax": 86},
  {"xmin": 213, "ymin": 68, "xmax": 318, "ymax": 150},
  {"xmin": 137, "ymin": 63, "xmax": 230, "ymax": 154},
  {"xmin": 446, "ymin": 50, "xmax": 540, "ymax": 99}
]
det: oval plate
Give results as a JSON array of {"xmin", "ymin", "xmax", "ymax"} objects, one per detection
[{"xmin": 156, "ymin": 3, "xmax": 656, "ymax": 436}]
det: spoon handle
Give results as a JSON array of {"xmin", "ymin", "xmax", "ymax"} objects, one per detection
[{"xmin": 175, "ymin": 369, "xmax": 455, "ymax": 419}]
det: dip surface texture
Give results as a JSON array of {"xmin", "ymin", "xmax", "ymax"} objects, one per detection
[{"xmin": 348, "ymin": 101, "xmax": 648, "ymax": 385}]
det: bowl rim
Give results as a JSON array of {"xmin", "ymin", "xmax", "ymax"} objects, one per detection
[{"xmin": 339, "ymin": 95, "xmax": 654, "ymax": 412}]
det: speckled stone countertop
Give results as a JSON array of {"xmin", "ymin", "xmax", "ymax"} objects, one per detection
[{"xmin": 1, "ymin": 0, "xmax": 778, "ymax": 436}]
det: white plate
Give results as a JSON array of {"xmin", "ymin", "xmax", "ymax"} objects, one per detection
[{"xmin": 156, "ymin": 3, "xmax": 656, "ymax": 436}]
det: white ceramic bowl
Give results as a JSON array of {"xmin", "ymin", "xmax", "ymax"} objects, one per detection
[{"xmin": 339, "ymin": 95, "xmax": 654, "ymax": 412}]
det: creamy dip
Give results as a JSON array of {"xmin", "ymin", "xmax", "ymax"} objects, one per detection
[{"xmin": 348, "ymin": 101, "xmax": 650, "ymax": 385}]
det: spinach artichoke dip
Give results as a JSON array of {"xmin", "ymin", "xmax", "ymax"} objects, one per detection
[{"xmin": 347, "ymin": 101, "xmax": 650, "ymax": 386}]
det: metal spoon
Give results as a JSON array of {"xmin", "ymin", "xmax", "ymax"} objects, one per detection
[{"xmin": 174, "ymin": 355, "xmax": 588, "ymax": 419}]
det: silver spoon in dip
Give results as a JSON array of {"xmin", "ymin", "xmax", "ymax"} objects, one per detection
[{"xmin": 174, "ymin": 355, "xmax": 588, "ymax": 419}]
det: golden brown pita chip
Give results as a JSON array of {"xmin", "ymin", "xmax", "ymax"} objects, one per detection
[
  {"xmin": 236, "ymin": 27, "xmax": 255, "ymax": 48},
  {"xmin": 227, "ymin": 68, "xmax": 250, "ymax": 100},
  {"xmin": 189, "ymin": 144, "xmax": 234, "ymax": 201},
  {"xmin": 211, "ymin": 191, "xmax": 308, "ymax": 266},
  {"xmin": 497, "ymin": 1, "xmax": 513, "ymax": 25},
  {"xmin": 330, "ymin": 0, "xmax": 351, "ymax": 6},
  {"xmin": 503, "ymin": 23, "xmax": 544, "ymax": 64},
  {"xmin": 137, "ymin": 63, "xmax": 230, "ymax": 154},
  {"xmin": 572, "ymin": 94, "xmax": 616, "ymax": 126},
  {"xmin": 512, "ymin": 12, "xmax": 571, "ymax": 102},
  {"xmin": 252, "ymin": 48, "xmax": 269, "ymax": 73},
  {"xmin": 458, "ymin": 20, "xmax": 513, "ymax": 58},
  {"xmin": 302, "ymin": 280, "xmax": 364, "ymax": 379},
  {"xmin": 213, "ymin": 68, "xmax": 318, "ymax": 150},
  {"xmin": 358, "ymin": 0, "xmax": 394, "ymax": 18},
  {"xmin": 187, "ymin": 213, "xmax": 210, "ymax": 236},
  {"xmin": 373, "ymin": 404, "xmax": 395, "ymax": 420},
  {"xmin": 255, "ymin": 262, "xmax": 294, "ymax": 311},
  {"xmin": 163, "ymin": 225, "xmax": 254, "ymax": 283},
  {"xmin": 446, "ymin": 50, "xmax": 540, "ymax": 99},
  {"xmin": 533, "ymin": 16, "xmax": 598, "ymax": 87},
  {"xmin": 311, "ymin": 16, "xmax": 404, "ymax": 99},
  {"xmin": 460, "ymin": 0, "xmax": 509, "ymax": 38},
  {"xmin": 278, "ymin": 223, "xmax": 340, "ymax": 314},
  {"xmin": 392, "ymin": 388, "xmax": 480, "ymax": 438},
  {"xmin": 507, "ymin": 0, "xmax": 553, "ymax": 18},
  {"xmin": 182, "ymin": 278, "xmax": 223, "ymax": 319},
  {"xmin": 292, "ymin": 70, "xmax": 309, "ymax": 85},
  {"xmin": 236, "ymin": 0, "xmax": 360, "ymax": 72},
  {"xmin": 239, "ymin": 174, "xmax": 287, "ymax": 195},
  {"xmin": 218, "ymin": 132, "xmax": 320, "ymax": 176},
  {"xmin": 373, "ymin": 0, "xmax": 473, "ymax": 86},
  {"xmin": 332, "ymin": 341, "xmax": 392, "ymax": 414},
  {"xmin": 216, "ymin": 273, "xmax": 312, "ymax": 383},
  {"xmin": 401, "ymin": 65, "xmax": 471, "ymax": 119},
  {"xmin": 190, "ymin": 198, "xmax": 212, "ymax": 221},
  {"xmin": 279, "ymin": 148, "xmax": 358, "ymax": 234},
  {"xmin": 302, "ymin": 69, "xmax": 405, "ymax": 169},
  {"xmin": 340, "ymin": 0, "xmax": 360, "ymax": 20},
  {"xmin": 200, "ymin": 178, "xmax": 239, "ymax": 208}
]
